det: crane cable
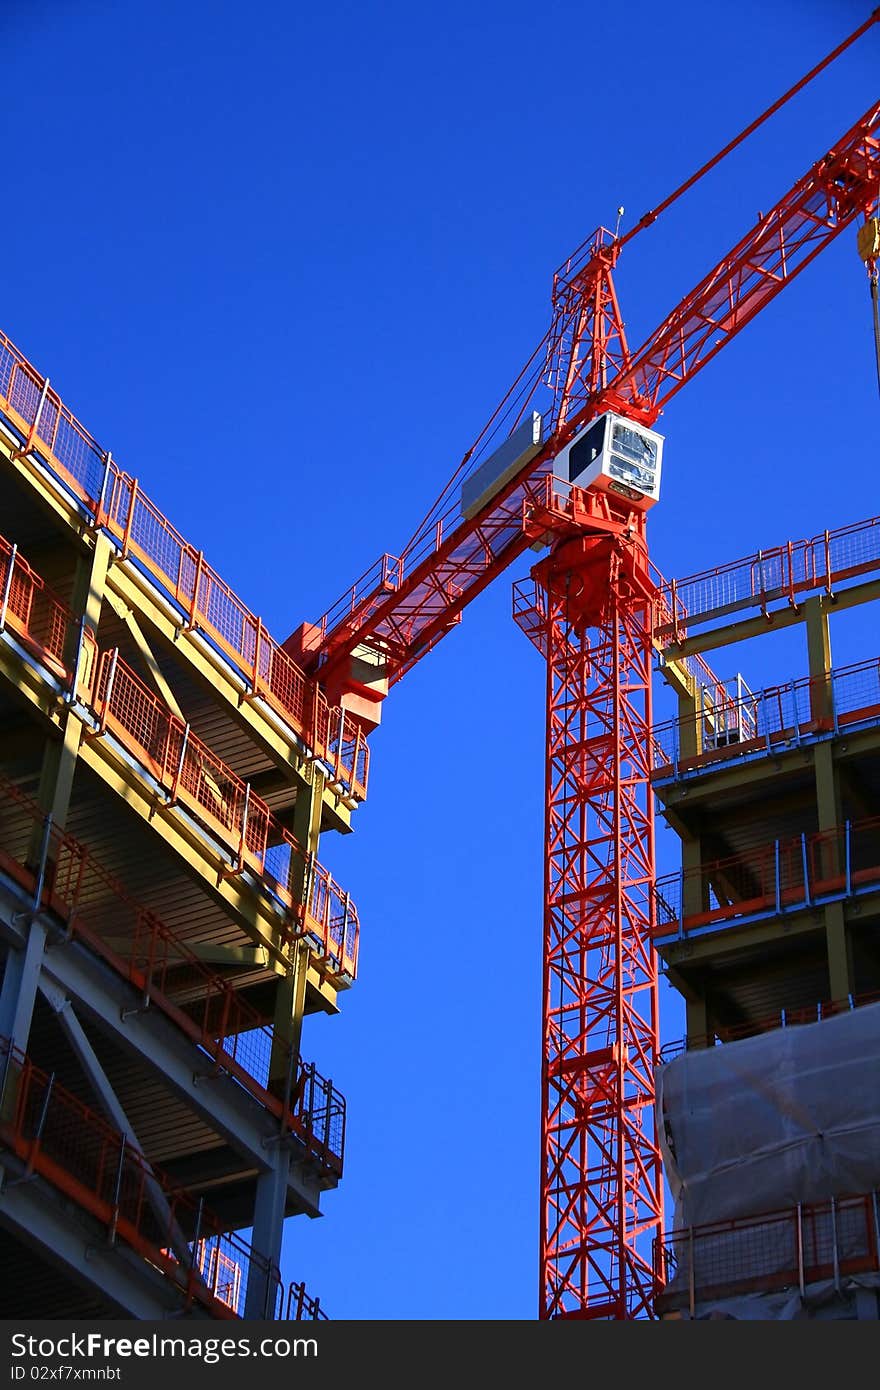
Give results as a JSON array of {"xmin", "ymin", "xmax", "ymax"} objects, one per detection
[
  {"xmin": 399, "ymin": 10, "xmax": 880, "ymax": 563},
  {"xmin": 872, "ymin": 273, "xmax": 880, "ymax": 402},
  {"xmin": 858, "ymin": 214, "xmax": 880, "ymax": 400},
  {"xmin": 617, "ymin": 7, "xmax": 880, "ymax": 253}
]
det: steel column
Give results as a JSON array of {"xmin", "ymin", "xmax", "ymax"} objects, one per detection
[
  {"xmin": 243, "ymin": 1154, "xmax": 290, "ymax": 1318},
  {"xmin": 537, "ymin": 541, "xmax": 663, "ymax": 1319},
  {"xmin": 0, "ymin": 921, "xmax": 46, "ymax": 1058}
]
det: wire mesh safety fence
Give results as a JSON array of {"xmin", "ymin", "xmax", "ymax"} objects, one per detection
[
  {"xmin": 0, "ymin": 534, "xmax": 86, "ymax": 687},
  {"xmin": 659, "ymin": 986, "xmax": 880, "ymax": 1059},
  {"xmin": 653, "ymin": 815, "xmax": 880, "ymax": 937},
  {"xmin": 655, "ymin": 1192, "xmax": 880, "ymax": 1314},
  {"xmin": 92, "ymin": 649, "xmax": 358, "ymax": 980},
  {"xmin": 0, "ymin": 531, "xmax": 359, "ymax": 984},
  {"xmin": 657, "ymin": 515, "xmax": 880, "ymax": 637},
  {"xmin": 0, "ymin": 1042, "xmax": 284, "ymax": 1318},
  {"xmin": 0, "ymin": 772, "xmax": 346, "ymax": 1178},
  {"xmin": 0, "ymin": 331, "xmax": 368, "ymax": 801},
  {"xmin": 652, "ymin": 657, "xmax": 880, "ymax": 778}
]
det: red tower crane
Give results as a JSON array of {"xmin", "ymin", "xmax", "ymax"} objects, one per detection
[{"xmin": 290, "ymin": 13, "xmax": 880, "ymax": 1319}]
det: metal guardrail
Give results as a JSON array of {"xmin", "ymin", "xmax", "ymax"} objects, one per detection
[
  {"xmin": 656, "ymin": 513, "xmax": 880, "ymax": 639},
  {"xmin": 286, "ymin": 1280, "xmax": 329, "ymax": 1320},
  {"xmin": 655, "ymin": 1190, "xmax": 880, "ymax": 1315},
  {"xmin": 0, "ymin": 1041, "xmax": 284, "ymax": 1318},
  {"xmin": 652, "ymin": 657, "xmax": 880, "ymax": 779},
  {"xmin": 0, "ymin": 536, "xmax": 84, "ymax": 686},
  {"xmin": 654, "ymin": 815, "xmax": 880, "ymax": 938},
  {"xmin": 0, "ymin": 529, "xmax": 360, "ymax": 982},
  {"xmin": 0, "ymin": 1041, "xmax": 331, "ymax": 1319},
  {"xmin": 0, "ymin": 331, "xmax": 368, "ymax": 802},
  {"xmin": 0, "ymin": 770, "xmax": 345, "ymax": 1176},
  {"xmin": 658, "ymin": 987, "xmax": 880, "ymax": 1060},
  {"xmin": 92, "ymin": 649, "xmax": 359, "ymax": 980}
]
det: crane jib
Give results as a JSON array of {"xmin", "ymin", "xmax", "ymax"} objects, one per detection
[{"xmin": 308, "ymin": 99, "xmax": 880, "ymax": 689}]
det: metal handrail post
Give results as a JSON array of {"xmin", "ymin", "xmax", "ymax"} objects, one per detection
[
  {"xmin": 830, "ymin": 1196, "xmax": 841, "ymax": 1292},
  {"xmin": 22, "ymin": 377, "xmax": 51, "ymax": 455},
  {"xmin": 108, "ymin": 1135, "xmax": 127, "ymax": 1246},
  {"xmin": 25, "ymin": 1071, "xmax": 55, "ymax": 1177},
  {"xmin": 95, "ymin": 451, "xmax": 113, "ymax": 527},
  {"xmin": 801, "ymin": 832, "xmax": 811, "ymax": 907},
  {"xmin": 32, "ymin": 813, "xmax": 54, "ymax": 912},
  {"xmin": 0, "ymin": 544, "xmax": 18, "ymax": 632}
]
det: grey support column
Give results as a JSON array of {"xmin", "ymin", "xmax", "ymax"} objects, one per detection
[{"xmin": 243, "ymin": 1149, "xmax": 291, "ymax": 1318}]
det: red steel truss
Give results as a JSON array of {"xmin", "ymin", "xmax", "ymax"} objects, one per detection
[
  {"xmin": 303, "ymin": 23, "xmax": 879, "ymax": 1320},
  {"xmin": 308, "ymin": 97, "xmax": 880, "ymax": 690},
  {"xmin": 1, "ymin": 18, "xmax": 869, "ymax": 1325},
  {"xmin": 515, "ymin": 510, "xmax": 662, "ymax": 1318}
]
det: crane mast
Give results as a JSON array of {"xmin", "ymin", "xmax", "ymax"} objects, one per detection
[{"xmin": 294, "ymin": 22, "xmax": 880, "ymax": 1318}]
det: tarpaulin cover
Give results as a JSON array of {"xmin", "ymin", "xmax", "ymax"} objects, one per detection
[{"xmin": 657, "ymin": 1002, "xmax": 880, "ymax": 1229}]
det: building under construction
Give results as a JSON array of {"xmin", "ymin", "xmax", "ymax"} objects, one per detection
[
  {"xmin": 650, "ymin": 525, "xmax": 880, "ymax": 1319},
  {"xmin": 0, "ymin": 12, "xmax": 878, "ymax": 1324},
  {"xmin": 0, "ymin": 330, "xmax": 364, "ymax": 1318}
]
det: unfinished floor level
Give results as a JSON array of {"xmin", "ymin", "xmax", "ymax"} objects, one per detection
[
  {"xmin": 0, "ymin": 331, "xmax": 368, "ymax": 1320},
  {"xmin": 651, "ymin": 517, "xmax": 880, "ymax": 1320}
]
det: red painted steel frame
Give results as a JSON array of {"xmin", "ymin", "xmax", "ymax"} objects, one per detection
[
  {"xmin": 533, "ymin": 530, "xmax": 662, "ymax": 1319},
  {"xmin": 305, "ymin": 32, "xmax": 878, "ymax": 1322},
  {"xmin": 310, "ymin": 98, "xmax": 880, "ymax": 685}
]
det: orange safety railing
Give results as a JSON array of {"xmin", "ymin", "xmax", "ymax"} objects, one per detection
[
  {"xmin": 654, "ymin": 814, "xmax": 880, "ymax": 938},
  {"xmin": 0, "ymin": 770, "xmax": 345, "ymax": 1175},
  {"xmin": 0, "ymin": 534, "xmax": 83, "ymax": 687},
  {"xmin": 0, "ymin": 535, "xmax": 358, "ymax": 984},
  {"xmin": 655, "ymin": 1190, "xmax": 880, "ymax": 1315},
  {"xmin": 656, "ymin": 512, "xmax": 880, "ymax": 639},
  {"xmin": 0, "ymin": 1042, "xmax": 284, "ymax": 1318},
  {"xmin": 652, "ymin": 656, "xmax": 880, "ymax": 779},
  {"xmin": 0, "ymin": 330, "xmax": 368, "ymax": 802},
  {"xmin": 658, "ymin": 987, "xmax": 880, "ymax": 1060},
  {"xmin": 91, "ymin": 649, "xmax": 358, "ymax": 980}
]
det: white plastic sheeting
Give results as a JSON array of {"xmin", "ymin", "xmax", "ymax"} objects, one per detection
[
  {"xmin": 657, "ymin": 1001, "xmax": 880, "ymax": 1229},
  {"xmin": 685, "ymin": 1275, "xmax": 880, "ymax": 1320}
]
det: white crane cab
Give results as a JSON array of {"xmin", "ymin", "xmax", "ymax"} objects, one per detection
[{"xmin": 554, "ymin": 412, "xmax": 663, "ymax": 510}]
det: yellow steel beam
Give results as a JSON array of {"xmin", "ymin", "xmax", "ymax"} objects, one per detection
[
  {"xmin": 0, "ymin": 427, "xmax": 95, "ymax": 541},
  {"xmin": 26, "ymin": 532, "xmax": 113, "ymax": 869},
  {"xmin": 0, "ymin": 642, "xmax": 66, "ymax": 727},
  {"xmin": 654, "ymin": 747, "xmax": 814, "ymax": 816},
  {"xmin": 104, "ymin": 564, "xmax": 353, "ymax": 836},
  {"xmin": 103, "ymin": 589, "xmax": 186, "ymax": 720},
  {"xmin": 655, "ymin": 722, "xmax": 880, "ymax": 821},
  {"xmin": 655, "ymin": 651, "xmax": 696, "ymax": 702},
  {"xmin": 656, "ymin": 902, "xmax": 847, "ymax": 970},
  {"xmin": 269, "ymin": 768, "xmax": 327, "ymax": 1095},
  {"xmin": 660, "ymin": 576, "xmax": 880, "ymax": 661},
  {"xmin": 99, "ymin": 938, "xmax": 270, "ymax": 968},
  {"xmin": 0, "ymin": 435, "xmax": 355, "ymax": 834}
]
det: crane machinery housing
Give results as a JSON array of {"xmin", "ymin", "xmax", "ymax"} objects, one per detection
[{"xmin": 0, "ymin": 8, "xmax": 877, "ymax": 1323}]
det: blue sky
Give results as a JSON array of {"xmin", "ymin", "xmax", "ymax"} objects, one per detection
[{"xmin": 4, "ymin": 0, "xmax": 878, "ymax": 1319}]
